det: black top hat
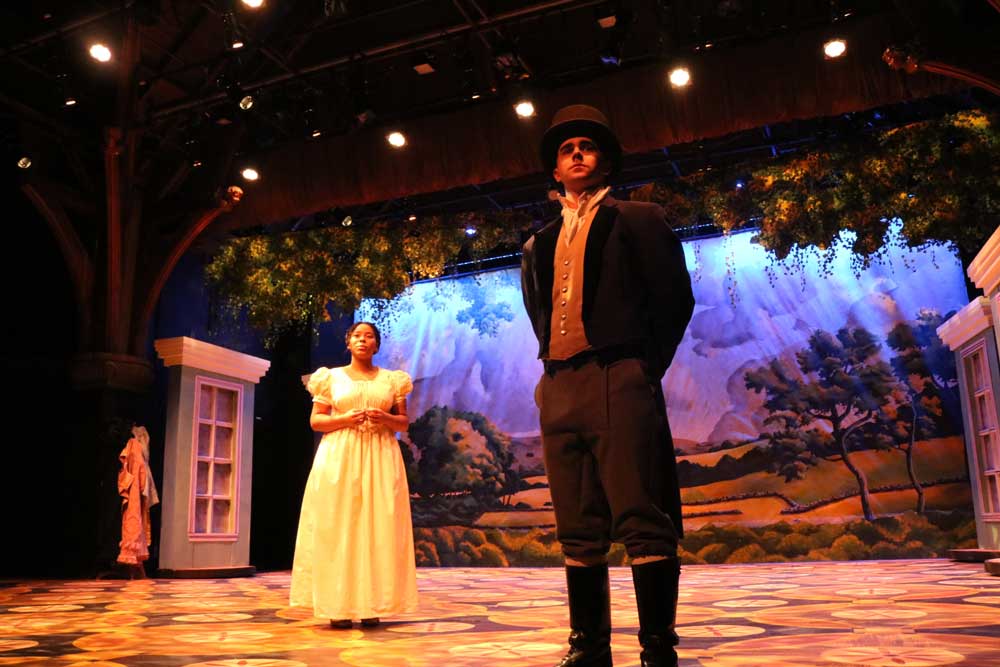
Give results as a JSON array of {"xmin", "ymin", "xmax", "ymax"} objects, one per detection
[{"xmin": 539, "ymin": 104, "xmax": 623, "ymax": 176}]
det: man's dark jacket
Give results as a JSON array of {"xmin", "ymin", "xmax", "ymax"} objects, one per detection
[
  {"xmin": 521, "ymin": 196, "xmax": 695, "ymax": 538},
  {"xmin": 521, "ymin": 196, "xmax": 695, "ymax": 380}
]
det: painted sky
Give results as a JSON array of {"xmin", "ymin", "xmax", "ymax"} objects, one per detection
[{"xmin": 360, "ymin": 222, "xmax": 969, "ymax": 445}]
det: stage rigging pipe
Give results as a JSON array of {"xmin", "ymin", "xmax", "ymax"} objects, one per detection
[
  {"xmin": 151, "ymin": 0, "xmax": 603, "ymax": 119},
  {"xmin": 0, "ymin": 2, "xmax": 136, "ymax": 59}
]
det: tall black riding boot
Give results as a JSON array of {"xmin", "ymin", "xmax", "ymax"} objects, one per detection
[
  {"xmin": 631, "ymin": 558, "xmax": 680, "ymax": 667},
  {"xmin": 555, "ymin": 564, "xmax": 612, "ymax": 667}
]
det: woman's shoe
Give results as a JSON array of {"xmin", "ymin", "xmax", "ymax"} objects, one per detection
[
  {"xmin": 330, "ymin": 619, "xmax": 352, "ymax": 629},
  {"xmin": 360, "ymin": 617, "xmax": 380, "ymax": 627}
]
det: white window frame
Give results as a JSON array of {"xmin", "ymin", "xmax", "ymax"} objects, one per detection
[
  {"xmin": 962, "ymin": 341, "xmax": 1000, "ymax": 522},
  {"xmin": 188, "ymin": 375, "xmax": 244, "ymax": 540}
]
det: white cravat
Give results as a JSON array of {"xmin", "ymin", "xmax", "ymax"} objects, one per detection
[{"xmin": 558, "ymin": 186, "xmax": 610, "ymax": 246}]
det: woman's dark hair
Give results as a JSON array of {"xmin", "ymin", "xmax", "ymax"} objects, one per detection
[{"xmin": 345, "ymin": 321, "xmax": 381, "ymax": 351}]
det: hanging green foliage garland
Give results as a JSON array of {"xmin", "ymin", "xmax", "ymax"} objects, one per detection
[
  {"xmin": 635, "ymin": 109, "xmax": 999, "ymax": 271},
  {"xmin": 206, "ymin": 109, "xmax": 999, "ymax": 337},
  {"xmin": 205, "ymin": 211, "xmax": 529, "ymax": 339}
]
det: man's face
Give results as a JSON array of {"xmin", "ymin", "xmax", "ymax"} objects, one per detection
[{"xmin": 552, "ymin": 136, "xmax": 609, "ymax": 193}]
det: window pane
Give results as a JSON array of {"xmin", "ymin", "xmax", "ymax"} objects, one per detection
[
  {"xmin": 976, "ymin": 352, "xmax": 986, "ymax": 390},
  {"xmin": 197, "ymin": 423, "xmax": 213, "ymax": 457},
  {"xmin": 216, "ymin": 389, "xmax": 236, "ymax": 424},
  {"xmin": 215, "ymin": 427, "xmax": 233, "ymax": 460},
  {"xmin": 211, "ymin": 500, "xmax": 231, "ymax": 533},
  {"xmin": 978, "ymin": 395, "xmax": 994, "ymax": 431},
  {"xmin": 193, "ymin": 498, "xmax": 209, "ymax": 534},
  {"xmin": 196, "ymin": 461, "xmax": 210, "ymax": 496},
  {"xmin": 983, "ymin": 432, "xmax": 997, "ymax": 471},
  {"xmin": 213, "ymin": 463, "xmax": 232, "ymax": 499},
  {"xmin": 987, "ymin": 476, "xmax": 1000, "ymax": 515},
  {"xmin": 199, "ymin": 385, "xmax": 215, "ymax": 420}
]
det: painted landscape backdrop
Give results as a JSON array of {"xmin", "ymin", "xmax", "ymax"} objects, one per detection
[{"xmin": 357, "ymin": 223, "xmax": 977, "ymax": 566}]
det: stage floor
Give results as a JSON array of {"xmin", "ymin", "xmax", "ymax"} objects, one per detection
[{"xmin": 2, "ymin": 559, "xmax": 999, "ymax": 666}]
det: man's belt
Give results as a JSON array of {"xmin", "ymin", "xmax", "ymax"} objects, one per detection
[{"xmin": 543, "ymin": 342, "xmax": 646, "ymax": 375}]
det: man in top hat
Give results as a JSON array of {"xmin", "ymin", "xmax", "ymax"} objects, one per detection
[{"xmin": 521, "ymin": 104, "xmax": 695, "ymax": 667}]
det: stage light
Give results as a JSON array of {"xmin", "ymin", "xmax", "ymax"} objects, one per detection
[
  {"xmin": 596, "ymin": 4, "xmax": 617, "ymax": 29},
  {"xmin": 89, "ymin": 43, "xmax": 112, "ymax": 62},
  {"xmin": 241, "ymin": 167, "xmax": 259, "ymax": 181},
  {"xmin": 192, "ymin": 160, "xmax": 203, "ymax": 168},
  {"xmin": 411, "ymin": 51, "xmax": 437, "ymax": 75},
  {"xmin": 387, "ymin": 131, "xmax": 407, "ymax": 148},
  {"xmin": 223, "ymin": 11, "xmax": 245, "ymax": 50},
  {"xmin": 735, "ymin": 180, "xmax": 745, "ymax": 190},
  {"xmin": 668, "ymin": 66, "xmax": 691, "ymax": 88},
  {"xmin": 514, "ymin": 100, "xmax": 535, "ymax": 118},
  {"xmin": 16, "ymin": 156, "xmax": 32, "ymax": 169},
  {"xmin": 465, "ymin": 227, "xmax": 478, "ymax": 236},
  {"xmin": 241, "ymin": 0, "xmax": 264, "ymax": 8},
  {"xmin": 599, "ymin": 51, "xmax": 621, "ymax": 67},
  {"xmin": 456, "ymin": 46, "xmax": 483, "ymax": 101},
  {"xmin": 57, "ymin": 72, "xmax": 78, "ymax": 109},
  {"xmin": 303, "ymin": 104, "xmax": 323, "ymax": 139},
  {"xmin": 408, "ymin": 214, "xmax": 417, "ymax": 222},
  {"xmin": 238, "ymin": 94, "xmax": 255, "ymax": 110},
  {"xmin": 823, "ymin": 39, "xmax": 846, "ymax": 59},
  {"xmin": 597, "ymin": 22, "xmax": 628, "ymax": 67},
  {"xmin": 341, "ymin": 215, "xmax": 353, "ymax": 227}
]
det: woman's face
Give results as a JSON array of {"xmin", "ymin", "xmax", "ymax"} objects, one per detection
[{"xmin": 348, "ymin": 324, "xmax": 378, "ymax": 360}]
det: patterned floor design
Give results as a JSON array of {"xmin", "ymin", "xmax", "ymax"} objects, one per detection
[{"xmin": 2, "ymin": 559, "xmax": 999, "ymax": 666}]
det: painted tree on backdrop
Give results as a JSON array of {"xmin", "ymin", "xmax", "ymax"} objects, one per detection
[
  {"xmin": 880, "ymin": 310, "xmax": 961, "ymax": 513},
  {"xmin": 745, "ymin": 327, "xmax": 899, "ymax": 521},
  {"xmin": 407, "ymin": 406, "xmax": 521, "ymax": 509}
]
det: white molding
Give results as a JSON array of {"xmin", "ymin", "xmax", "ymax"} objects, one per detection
[
  {"xmin": 968, "ymin": 225, "xmax": 1000, "ymax": 295},
  {"xmin": 937, "ymin": 297, "xmax": 993, "ymax": 351},
  {"xmin": 154, "ymin": 337, "xmax": 271, "ymax": 384}
]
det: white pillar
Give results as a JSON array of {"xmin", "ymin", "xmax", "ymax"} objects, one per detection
[
  {"xmin": 154, "ymin": 337, "xmax": 270, "ymax": 577},
  {"xmin": 939, "ymin": 224, "xmax": 1000, "ymax": 562}
]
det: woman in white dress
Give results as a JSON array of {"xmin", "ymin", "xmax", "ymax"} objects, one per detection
[{"xmin": 290, "ymin": 321, "xmax": 418, "ymax": 628}]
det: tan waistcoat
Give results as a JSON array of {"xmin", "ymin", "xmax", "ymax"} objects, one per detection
[{"xmin": 547, "ymin": 205, "xmax": 602, "ymax": 360}]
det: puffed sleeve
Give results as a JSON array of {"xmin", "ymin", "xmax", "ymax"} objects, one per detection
[
  {"xmin": 306, "ymin": 367, "xmax": 333, "ymax": 405},
  {"xmin": 392, "ymin": 370, "xmax": 413, "ymax": 402}
]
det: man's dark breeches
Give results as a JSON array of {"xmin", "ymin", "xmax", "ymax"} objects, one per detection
[{"xmin": 537, "ymin": 356, "xmax": 680, "ymax": 560}]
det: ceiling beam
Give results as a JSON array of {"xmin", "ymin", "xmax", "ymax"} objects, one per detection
[
  {"xmin": 151, "ymin": 0, "xmax": 605, "ymax": 119},
  {"xmin": 0, "ymin": 2, "xmax": 136, "ymax": 59}
]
